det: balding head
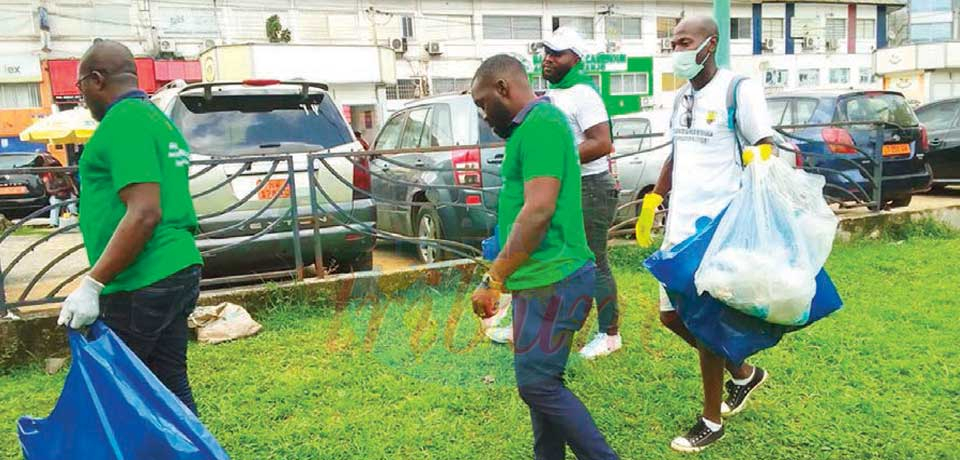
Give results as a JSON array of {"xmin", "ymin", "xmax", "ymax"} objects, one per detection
[
  {"xmin": 676, "ymin": 16, "xmax": 719, "ymax": 41},
  {"xmin": 471, "ymin": 54, "xmax": 535, "ymax": 138},
  {"xmin": 78, "ymin": 40, "xmax": 140, "ymax": 121}
]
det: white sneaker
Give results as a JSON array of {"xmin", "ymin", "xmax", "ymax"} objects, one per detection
[
  {"xmin": 579, "ymin": 332, "xmax": 622, "ymax": 360},
  {"xmin": 485, "ymin": 326, "xmax": 513, "ymax": 344}
]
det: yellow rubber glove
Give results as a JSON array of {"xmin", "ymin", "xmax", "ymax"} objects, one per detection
[
  {"xmin": 635, "ymin": 192, "xmax": 664, "ymax": 248},
  {"xmin": 742, "ymin": 144, "xmax": 773, "ymax": 166}
]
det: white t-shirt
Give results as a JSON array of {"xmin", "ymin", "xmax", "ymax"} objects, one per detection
[
  {"xmin": 664, "ymin": 69, "xmax": 776, "ymax": 247},
  {"xmin": 547, "ymin": 84, "xmax": 611, "ymax": 177}
]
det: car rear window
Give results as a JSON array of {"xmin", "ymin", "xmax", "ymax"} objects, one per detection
[
  {"xmin": 838, "ymin": 93, "xmax": 919, "ymax": 127},
  {"xmin": 0, "ymin": 154, "xmax": 38, "ymax": 169},
  {"xmin": 170, "ymin": 92, "xmax": 353, "ymax": 155},
  {"xmin": 613, "ymin": 118, "xmax": 651, "ymax": 138}
]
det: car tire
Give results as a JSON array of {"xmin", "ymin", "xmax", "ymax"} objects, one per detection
[
  {"xmin": 415, "ymin": 206, "xmax": 448, "ymax": 264},
  {"xmin": 889, "ymin": 195, "xmax": 913, "ymax": 208}
]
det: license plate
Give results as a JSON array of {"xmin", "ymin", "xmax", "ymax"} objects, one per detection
[
  {"xmin": 0, "ymin": 186, "xmax": 28, "ymax": 196},
  {"xmin": 882, "ymin": 143, "xmax": 911, "ymax": 156},
  {"xmin": 256, "ymin": 179, "xmax": 290, "ymax": 200}
]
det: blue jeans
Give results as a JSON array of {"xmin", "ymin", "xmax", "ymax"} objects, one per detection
[
  {"xmin": 99, "ymin": 265, "xmax": 201, "ymax": 415},
  {"xmin": 512, "ymin": 262, "xmax": 618, "ymax": 460}
]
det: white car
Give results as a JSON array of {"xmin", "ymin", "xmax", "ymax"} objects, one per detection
[
  {"xmin": 609, "ymin": 110, "xmax": 799, "ymax": 229},
  {"xmin": 611, "ymin": 111, "xmax": 672, "ymax": 227}
]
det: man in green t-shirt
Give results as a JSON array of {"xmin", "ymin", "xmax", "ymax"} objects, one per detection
[
  {"xmin": 470, "ymin": 54, "xmax": 618, "ymax": 459},
  {"xmin": 57, "ymin": 40, "xmax": 203, "ymax": 414}
]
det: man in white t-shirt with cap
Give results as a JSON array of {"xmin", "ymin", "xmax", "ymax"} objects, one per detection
[
  {"xmin": 635, "ymin": 16, "xmax": 778, "ymax": 452},
  {"xmin": 541, "ymin": 27, "xmax": 622, "ymax": 360}
]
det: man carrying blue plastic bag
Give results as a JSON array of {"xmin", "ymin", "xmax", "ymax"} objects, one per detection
[
  {"xmin": 58, "ymin": 40, "xmax": 203, "ymax": 414},
  {"xmin": 634, "ymin": 16, "xmax": 779, "ymax": 453}
]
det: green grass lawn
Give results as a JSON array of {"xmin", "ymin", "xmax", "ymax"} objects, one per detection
[{"xmin": 2, "ymin": 235, "xmax": 958, "ymax": 459}]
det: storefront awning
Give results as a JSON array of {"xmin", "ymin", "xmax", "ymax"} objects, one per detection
[{"xmin": 154, "ymin": 60, "xmax": 201, "ymax": 83}]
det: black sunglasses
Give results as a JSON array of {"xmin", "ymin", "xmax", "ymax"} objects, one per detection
[{"xmin": 680, "ymin": 93, "xmax": 695, "ymax": 129}]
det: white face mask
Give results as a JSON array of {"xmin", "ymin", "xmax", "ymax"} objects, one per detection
[{"xmin": 672, "ymin": 36, "xmax": 715, "ymax": 80}]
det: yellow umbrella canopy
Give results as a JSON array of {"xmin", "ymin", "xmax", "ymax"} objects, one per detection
[{"xmin": 19, "ymin": 108, "xmax": 98, "ymax": 145}]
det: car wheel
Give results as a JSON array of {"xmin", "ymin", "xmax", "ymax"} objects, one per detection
[
  {"xmin": 415, "ymin": 206, "xmax": 447, "ymax": 264},
  {"xmin": 889, "ymin": 195, "xmax": 913, "ymax": 208}
]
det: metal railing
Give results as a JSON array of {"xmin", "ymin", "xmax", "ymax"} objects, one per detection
[{"xmin": 0, "ymin": 120, "xmax": 893, "ymax": 317}]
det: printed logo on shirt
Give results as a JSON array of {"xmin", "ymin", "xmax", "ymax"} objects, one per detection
[
  {"xmin": 168, "ymin": 142, "xmax": 190, "ymax": 167},
  {"xmin": 705, "ymin": 111, "xmax": 717, "ymax": 125}
]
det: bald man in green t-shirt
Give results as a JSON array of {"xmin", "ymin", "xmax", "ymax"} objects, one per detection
[{"xmin": 58, "ymin": 40, "xmax": 203, "ymax": 414}]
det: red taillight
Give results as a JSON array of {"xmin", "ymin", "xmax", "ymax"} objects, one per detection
[
  {"xmin": 465, "ymin": 194, "xmax": 482, "ymax": 206},
  {"xmin": 242, "ymin": 79, "xmax": 280, "ymax": 86},
  {"xmin": 352, "ymin": 156, "xmax": 371, "ymax": 200},
  {"xmin": 452, "ymin": 148, "xmax": 482, "ymax": 188},
  {"xmin": 920, "ymin": 125, "xmax": 929, "ymax": 153},
  {"xmin": 790, "ymin": 142, "xmax": 803, "ymax": 168},
  {"xmin": 822, "ymin": 128, "xmax": 857, "ymax": 154}
]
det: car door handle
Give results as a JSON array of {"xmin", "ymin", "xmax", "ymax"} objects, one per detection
[
  {"xmin": 487, "ymin": 154, "xmax": 504, "ymax": 164},
  {"xmin": 929, "ymin": 138, "xmax": 943, "ymax": 147}
]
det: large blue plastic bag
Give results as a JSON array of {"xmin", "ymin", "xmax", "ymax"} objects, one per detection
[
  {"xmin": 644, "ymin": 212, "xmax": 842, "ymax": 366},
  {"xmin": 18, "ymin": 321, "xmax": 230, "ymax": 460},
  {"xmin": 694, "ymin": 158, "xmax": 838, "ymax": 325}
]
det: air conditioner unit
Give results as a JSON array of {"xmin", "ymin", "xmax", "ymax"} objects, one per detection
[
  {"xmin": 825, "ymin": 39, "xmax": 838, "ymax": 51},
  {"xmin": 159, "ymin": 39, "xmax": 175, "ymax": 53},
  {"xmin": 606, "ymin": 41, "xmax": 620, "ymax": 53},
  {"xmin": 426, "ymin": 41, "xmax": 443, "ymax": 56},
  {"xmin": 660, "ymin": 38, "xmax": 672, "ymax": 52},
  {"xmin": 527, "ymin": 41, "xmax": 542, "ymax": 54},
  {"xmin": 390, "ymin": 37, "xmax": 408, "ymax": 54},
  {"xmin": 802, "ymin": 37, "xmax": 816, "ymax": 50},
  {"xmin": 762, "ymin": 38, "xmax": 776, "ymax": 51}
]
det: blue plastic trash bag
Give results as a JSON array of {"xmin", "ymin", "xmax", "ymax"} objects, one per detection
[
  {"xmin": 18, "ymin": 321, "xmax": 230, "ymax": 460},
  {"xmin": 482, "ymin": 225, "xmax": 500, "ymax": 261},
  {"xmin": 644, "ymin": 211, "xmax": 843, "ymax": 366}
]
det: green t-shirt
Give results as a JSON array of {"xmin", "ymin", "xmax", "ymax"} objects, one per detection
[
  {"xmin": 79, "ymin": 97, "xmax": 202, "ymax": 294},
  {"xmin": 497, "ymin": 102, "xmax": 594, "ymax": 291}
]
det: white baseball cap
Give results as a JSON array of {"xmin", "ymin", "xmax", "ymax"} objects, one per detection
[{"xmin": 543, "ymin": 27, "xmax": 588, "ymax": 58}]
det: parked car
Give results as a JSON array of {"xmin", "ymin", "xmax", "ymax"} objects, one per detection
[
  {"xmin": 0, "ymin": 152, "xmax": 56, "ymax": 219},
  {"xmin": 370, "ymin": 94, "xmax": 502, "ymax": 263},
  {"xmin": 610, "ymin": 110, "xmax": 799, "ymax": 225},
  {"xmin": 151, "ymin": 79, "xmax": 375, "ymax": 276},
  {"xmin": 767, "ymin": 90, "xmax": 933, "ymax": 208},
  {"xmin": 611, "ymin": 111, "xmax": 672, "ymax": 224},
  {"xmin": 914, "ymin": 98, "xmax": 960, "ymax": 188}
]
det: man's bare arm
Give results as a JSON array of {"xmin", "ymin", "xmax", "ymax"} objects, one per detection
[
  {"xmin": 579, "ymin": 122, "xmax": 613, "ymax": 164},
  {"xmin": 89, "ymin": 182, "xmax": 162, "ymax": 283}
]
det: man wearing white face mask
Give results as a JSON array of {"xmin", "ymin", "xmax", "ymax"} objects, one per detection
[{"xmin": 635, "ymin": 16, "xmax": 778, "ymax": 452}]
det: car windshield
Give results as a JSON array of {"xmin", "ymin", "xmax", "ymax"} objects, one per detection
[
  {"xmin": 0, "ymin": 154, "xmax": 38, "ymax": 169},
  {"xmin": 170, "ymin": 92, "xmax": 353, "ymax": 155},
  {"xmin": 838, "ymin": 93, "xmax": 919, "ymax": 127},
  {"xmin": 613, "ymin": 118, "xmax": 651, "ymax": 137}
]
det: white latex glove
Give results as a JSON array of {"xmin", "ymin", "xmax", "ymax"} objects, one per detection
[{"xmin": 57, "ymin": 276, "xmax": 105, "ymax": 329}]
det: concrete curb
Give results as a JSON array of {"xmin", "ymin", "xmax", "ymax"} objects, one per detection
[
  {"xmin": 0, "ymin": 259, "xmax": 479, "ymax": 369},
  {"xmin": 837, "ymin": 204, "xmax": 960, "ymax": 240}
]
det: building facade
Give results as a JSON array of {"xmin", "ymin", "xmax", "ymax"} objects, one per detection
[{"xmin": 0, "ymin": 0, "xmax": 902, "ymax": 144}]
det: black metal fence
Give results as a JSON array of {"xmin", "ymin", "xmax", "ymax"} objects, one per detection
[{"xmin": 0, "ymin": 121, "xmax": 893, "ymax": 317}]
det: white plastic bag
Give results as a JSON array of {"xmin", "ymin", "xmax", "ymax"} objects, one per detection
[{"xmin": 694, "ymin": 156, "xmax": 838, "ymax": 326}]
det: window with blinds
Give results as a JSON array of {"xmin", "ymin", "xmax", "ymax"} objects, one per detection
[
  {"xmin": 762, "ymin": 19, "xmax": 784, "ymax": 40},
  {"xmin": 731, "ymin": 18, "xmax": 752, "ymax": 39},
  {"xmin": 826, "ymin": 18, "xmax": 847, "ymax": 41},
  {"xmin": 605, "ymin": 16, "xmax": 641, "ymax": 41},
  {"xmin": 552, "ymin": 16, "xmax": 594, "ymax": 37},
  {"xmin": 609, "ymin": 73, "xmax": 649, "ymax": 95},
  {"xmin": 856, "ymin": 19, "xmax": 876, "ymax": 40},
  {"xmin": 657, "ymin": 17, "xmax": 680, "ymax": 38},
  {"xmin": 483, "ymin": 16, "xmax": 542, "ymax": 40},
  {"xmin": 431, "ymin": 78, "xmax": 472, "ymax": 94},
  {"xmin": 0, "ymin": 83, "xmax": 41, "ymax": 109}
]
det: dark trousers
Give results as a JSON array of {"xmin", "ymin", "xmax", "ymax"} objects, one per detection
[
  {"xmin": 512, "ymin": 263, "xmax": 618, "ymax": 460},
  {"xmin": 99, "ymin": 265, "xmax": 201, "ymax": 415},
  {"xmin": 581, "ymin": 172, "xmax": 620, "ymax": 335}
]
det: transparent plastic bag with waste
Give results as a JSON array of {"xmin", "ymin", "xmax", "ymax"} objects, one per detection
[{"xmin": 694, "ymin": 155, "xmax": 838, "ymax": 326}]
